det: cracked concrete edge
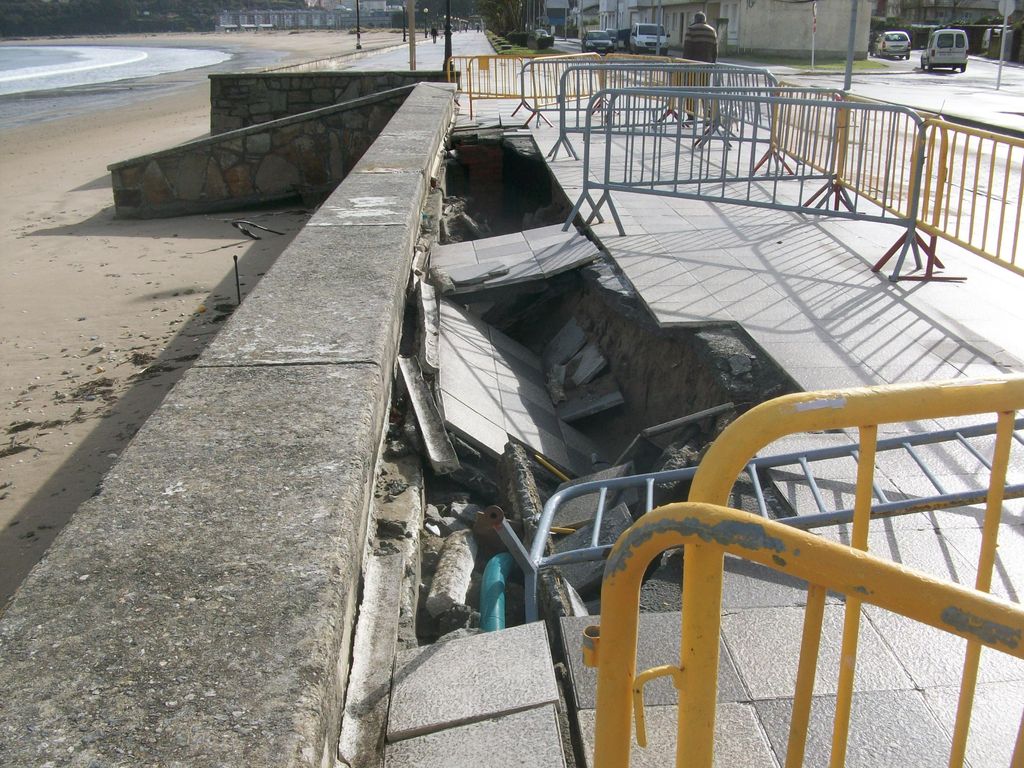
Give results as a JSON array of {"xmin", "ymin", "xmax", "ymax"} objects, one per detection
[{"xmin": 0, "ymin": 84, "xmax": 457, "ymax": 768}]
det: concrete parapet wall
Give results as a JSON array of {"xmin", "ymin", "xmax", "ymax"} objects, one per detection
[
  {"xmin": 109, "ymin": 87, "xmax": 414, "ymax": 219},
  {"xmin": 210, "ymin": 70, "xmax": 448, "ymax": 134},
  {"xmin": 0, "ymin": 82, "xmax": 457, "ymax": 768}
]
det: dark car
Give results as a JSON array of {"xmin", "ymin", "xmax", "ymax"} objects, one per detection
[{"xmin": 582, "ymin": 30, "xmax": 615, "ymax": 54}]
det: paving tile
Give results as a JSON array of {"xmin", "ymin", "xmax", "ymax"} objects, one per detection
[
  {"xmin": 721, "ymin": 555, "xmax": 844, "ymax": 610},
  {"xmin": 386, "ymin": 622, "xmax": 558, "ymax": 741},
  {"xmin": 544, "ymin": 317, "xmax": 588, "ymax": 367},
  {"xmin": 444, "ymin": 260, "xmax": 510, "ymax": 287},
  {"xmin": 923, "ymin": 680, "xmax": 1024, "ymax": 768},
  {"xmin": 721, "ymin": 605, "xmax": 914, "ymax": 699},
  {"xmin": 522, "ymin": 223, "xmax": 572, "ymax": 247},
  {"xmin": 576, "ymin": 703, "xmax": 775, "ymax": 768},
  {"xmin": 862, "ymin": 603, "xmax": 1024, "ymax": 688},
  {"xmin": 440, "ymin": 392, "xmax": 508, "ymax": 458},
  {"xmin": 430, "ymin": 240, "xmax": 478, "ymax": 267},
  {"xmin": 938, "ymin": 523, "xmax": 1024, "ymax": 602},
  {"xmin": 488, "ymin": 326, "xmax": 543, "ymax": 370},
  {"xmin": 560, "ymin": 613, "xmax": 747, "ymax": 709},
  {"xmin": 500, "ymin": 391, "xmax": 563, "ymax": 443},
  {"xmin": 535, "ymin": 236, "xmax": 599, "ymax": 276},
  {"xmin": 384, "ymin": 705, "xmax": 566, "ymax": 768},
  {"xmin": 755, "ymin": 690, "xmax": 955, "ymax": 768}
]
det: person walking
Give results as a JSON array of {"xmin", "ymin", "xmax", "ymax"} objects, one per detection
[
  {"xmin": 431, "ymin": 26, "xmax": 438, "ymax": 43},
  {"xmin": 682, "ymin": 12, "xmax": 718, "ymax": 62}
]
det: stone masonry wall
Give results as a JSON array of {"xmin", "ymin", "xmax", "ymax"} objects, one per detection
[
  {"xmin": 209, "ymin": 70, "xmax": 449, "ymax": 134},
  {"xmin": 109, "ymin": 86, "xmax": 412, "ymax": 219},
  {"xmin": 0, "ymin": 82, "xmax": 457, "ymax": 768}
]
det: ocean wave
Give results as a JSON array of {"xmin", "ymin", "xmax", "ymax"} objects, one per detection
[{"xmin": 0, "ymin": 45, "xmax": 231, "ymax": 95}]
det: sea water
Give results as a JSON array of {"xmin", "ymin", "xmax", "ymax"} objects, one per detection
[{"xmin": 0, "ymin": 45, "xmax": 232, "ymax": 96}]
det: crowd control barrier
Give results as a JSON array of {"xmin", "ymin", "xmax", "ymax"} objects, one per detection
[
  {"xmin": 446, "ymin": 54, "xmax": 526, "ymax": 117},
  {"xmin": 883, "ymin": 117, "xmax": 1024, "ymax": 279},
  {"xmin": 546, "ymin": 63, "xmax": 778, "ymax": 160},
  {"xmin": 563, "ymin": 87, "xmax": 928, "ymax": 269},
  {"xmin": 582, "ymin": 376, "xmax": 1024, "ymax": 767}
]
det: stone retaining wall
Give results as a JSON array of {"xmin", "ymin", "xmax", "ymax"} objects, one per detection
[
  {"xmin": 0, "ymin": 82, "xmax": 457, "ymax": 768},
  {"xmin": 210, "ymin": 70, "xmax": 448, "ymax": 133},
  {"xmin": 109, "ymin": 86, "xmax": 412, "ymax": 219}
]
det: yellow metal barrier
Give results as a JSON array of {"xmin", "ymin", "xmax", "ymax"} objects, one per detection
[
  {"xmin": 585, "ymin": 376, "xmax": 1024, "ymax": 767},
  {"xmin": 918, "ymin": 118, "xmax": 1024, "ymax": 277},
  {"xmin": 446, "ymin": 55, "xmax": 526, "ymax": 117},
  {"xmin": 585, "ymin": 501, "xmax": 1024, "ymax": 768}
]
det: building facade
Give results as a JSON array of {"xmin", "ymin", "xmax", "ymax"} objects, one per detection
[{"xmin": 592, "ymin": 0, "xmax": 872, "ymax": 56}]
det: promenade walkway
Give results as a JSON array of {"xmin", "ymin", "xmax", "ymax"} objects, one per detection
[{"xmin": 357, "ymin": 36, "xmax": 1024, "ymax": 766}]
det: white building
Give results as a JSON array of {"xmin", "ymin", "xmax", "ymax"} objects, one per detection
[{"xmin": 594, "ymin": 0, "xmax": 871, "ymax": 57}]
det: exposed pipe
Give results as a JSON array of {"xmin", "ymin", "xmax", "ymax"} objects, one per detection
[{"xmin": 480, "ymin": 553, "xmax": 515, "ymax": 632}]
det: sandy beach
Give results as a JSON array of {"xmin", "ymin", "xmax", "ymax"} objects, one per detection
[{"xmin": 0, "ymin": 29, "xmax": 404, "ymax": 607}]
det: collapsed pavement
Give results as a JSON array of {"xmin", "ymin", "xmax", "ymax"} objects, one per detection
[{"xmin": 337, "ymin": 125, "xmax": 800, "ymax": 767}]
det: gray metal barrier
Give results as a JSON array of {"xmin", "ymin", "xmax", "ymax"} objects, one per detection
[
  {"xmin": 546, "ymin": 62, "xmax": 779, "ymax": 160},
  {"xmin": 495, "ymin": 416, "xmax": 1024, "ymax": 621},
  {"xmin": 562, "ymin": 87, "xmax": 930, "ymax": 269}
]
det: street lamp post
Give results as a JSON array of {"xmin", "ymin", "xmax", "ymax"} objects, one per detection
[
  {"xmin": 443, "ymin": 0, "xmax": 452, "ymax": 73},
  {"xmin": 355, "ymin": 0, "xmax": 362, "ymax": 49}
]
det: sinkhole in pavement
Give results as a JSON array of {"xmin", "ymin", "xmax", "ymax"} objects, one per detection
[{"xmin": 381, "ymin": 128, "xmax": 801, "ymax": 643}]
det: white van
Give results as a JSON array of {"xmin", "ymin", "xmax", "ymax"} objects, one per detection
[
  {"xmin": 629, "ymin": 23, "xmax": 669, "ymax": 54},
  {"xmin": 921, "ymin": 28, "xmax": 969, "ymax": 72}
]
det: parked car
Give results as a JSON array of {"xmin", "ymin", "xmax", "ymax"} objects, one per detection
[
  {"xmin": 628, "ymin": 23, "xmax": 669, "ymax": 54},
  {"xmin": 921, "ymin": 28, "xmax": 968, "ymax": 72},
  {"xmin": 872, "ymin": 30, "xmax": 911, "ymax": 59},
  {"xmin": 582, "ymin": 30, "xmax": 615, "ymax": 54}
]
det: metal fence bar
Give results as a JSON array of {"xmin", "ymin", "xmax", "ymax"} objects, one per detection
[
  {"xmin": 563, "ymin": 87, "xmax": 927, "ymax": 272},
  {"xmin": 547, "ymin": 63, "xmax": 779, "ymax": 160},
  {"xmin": 912, "ymin": 119, "xmax": 1024, "ymax": 278},
  {"xmin": 585, "ymin": 500, "xmax": 1024, "ymax": 768},
  {"xmin": 521, "ymin": 406, "xmax": 1024, "ymax": 620}
]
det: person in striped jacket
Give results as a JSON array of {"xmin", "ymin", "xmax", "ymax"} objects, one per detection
[{"xmin": 682, "ymin": 12, "xmax": 718, "ymax": 62}]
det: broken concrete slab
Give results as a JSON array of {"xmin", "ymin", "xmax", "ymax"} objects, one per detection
[
  {"xmin": 557, "ymin": 389, "xmax": 625, "ymax": 423},
  {"xmin": 372, "ymin": 455, "xmax": 427, "ymax": 652},
  {"xmin": 552, "ymin": 502, "xmax": 633, "ymax": 595},
  {"xmin": 386, "ymin": 621, "xmax": 559, "ymax": 741},
  {"xmin": 569, "ymin": 342, "xmax": 607, "ymax": 387},
  {"xmin": 425, "ymin": 530, "xmax": 478, "ymax": 618},
  {"xmin": 429, "ymin": 224, "xmax": 598, "ymax": 296},
  {"xmin": 437, "ymin": 301, "xmax": 600, "ymax": 475},
  {"xmin": 543, "ymin": 317, "xmax": 587, "ymax": 368},
  {"xmin": 338, "ymin": 553, "xmax": 404, "ymax": 768},
  {"xmin": 384, "ymin": 705, "xmax": 566, "ymax": 768},
  {"xmin": 398, "ymin": 356, "xmax": 459, "ymax": 475},
  {"xmin": 445, "ymin": 260, "xmax": 510, "ymax": 286}
]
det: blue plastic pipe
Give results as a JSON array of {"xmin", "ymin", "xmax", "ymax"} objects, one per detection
[{"xmin": 480, "ymin": 553, "xmax": 515, "ymax": 632}]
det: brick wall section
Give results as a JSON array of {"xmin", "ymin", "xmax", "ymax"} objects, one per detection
[
  {"xmin": 209, "ymin": 70, "xmax": 449, "ymax": 134},
  {"xmin": 109, "ymin": 86, "xmax": 412, "ymax": 219}
]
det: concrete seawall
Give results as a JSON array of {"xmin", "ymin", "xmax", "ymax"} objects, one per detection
[{"xmin": 0, "ymin": 82, "xmax": 456, "ymax": 768}]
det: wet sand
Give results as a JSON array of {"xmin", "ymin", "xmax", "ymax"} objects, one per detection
[{"xmin": 0, "ymin": 29, "xmax": 403, "ymax": 608}]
